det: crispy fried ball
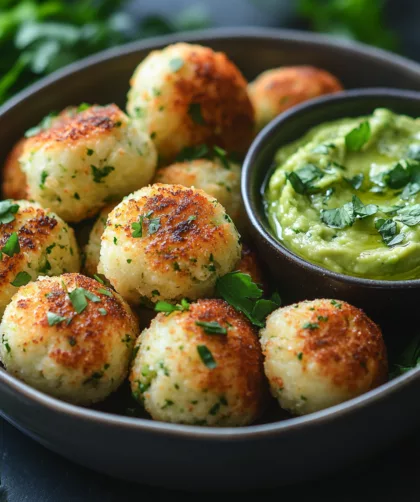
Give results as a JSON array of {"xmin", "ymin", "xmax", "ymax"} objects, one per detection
[
  {"xmin": 2, "ymin": 138, "xmax": 27, "ymax": 200},
  {"xmin": 98, "ymin": 184, "xmax": 241, "ymax": 305},
  {"xmin": 154, "ymin": 157, "xmax": 243, "ymax": 225},
  {"xmin": 20, "ymin": 104, "xmax": 157, "ymax": 223},
  {"xmin": 0, "ymin": 273, "xmax": 138, "ymax": 405},
  {"xmin": 130, "ymin": 299, "xmax": 266, "ymax": 426},
  {"xmin": 260, "ymin": 299, "xmax": 388, "ymax": 416},
  {"xmin": 236, "ymin": 243, "xmax": 267, "ymax": 292},
  {"xmin": 83, "ymin": 204, "xmax": 116, "ymax": 277},
  {"xmin": 127, "ymin": 43, "xmax": 255, "ymax": 162},
  {"xmin": 248, "ymin": 66, "xmax": 343, "ymax": 130},
  {"xmin": 0, "ymin": 201, "xmax": 80, "ymax": 317}
]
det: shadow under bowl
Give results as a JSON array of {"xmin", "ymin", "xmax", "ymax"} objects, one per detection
[{"xmin": 243, "ymin": 88, "xmax": 420, "ymax": 328}]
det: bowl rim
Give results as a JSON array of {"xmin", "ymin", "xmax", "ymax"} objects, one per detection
[
  {"xmin": 2, "ymin": 28, "xmax": 420, "ymax": 441},
  {"xmin": 242, "ymin": 87, "xmax": 420, "ymax": 289}
]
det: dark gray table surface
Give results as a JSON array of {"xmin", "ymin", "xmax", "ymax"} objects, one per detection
[{"xmin": 3, "ymin": 1, "xmax": 420, "ymax": 500}]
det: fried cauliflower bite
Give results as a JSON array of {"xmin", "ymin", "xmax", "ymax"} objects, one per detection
[
  {"xmin": 260, "ymin": 299, "xmax": 387, "ymax": 416},
  {"xmin": 130, "ymin": 299, "xmax": 266, "ymax": 426},
  {"xmin": 248, "ymin": 66, "xmax": 343, "ymax": 130},
  {"xmin": 83, "ymin": 204, "xmax": 116, "ymax": 277},
  {"xmin": 154, "ymin": 158, "xmax": 243, "ymax": 225},
  {"xmin": 20, "ymin": 104, "xmax": 157, "ymax": 223},
  {"xmin": 0, "ymin": 201, "xmax": 80, "ymax": 317},
  {"xmin": 127, "ymin": 43, "xmax": 255, "ymax": 162},
  {"xmin": 2, "ymin": 138, "xmax": 28, "ymax": 200},
  {"xmin": 0, "ymin": 273, "xmax": 138, "ymax": 405},
  {"xmin": 99, "ymin": 184, "xmax": 241, "ymax": 305}
]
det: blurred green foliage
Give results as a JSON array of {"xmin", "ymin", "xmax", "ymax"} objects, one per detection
[
  {"xmin": 0, "ymin": 0, "xmax": 209, "ymax": 104},
  {"xmin": 299, "ymin": 0, "xmax": 399, "ymax": 51}
]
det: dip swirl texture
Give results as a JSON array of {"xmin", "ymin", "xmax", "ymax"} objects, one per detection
[{"xmin": 265, "ymin": 108, "xmax": 420, "ymax": 280}]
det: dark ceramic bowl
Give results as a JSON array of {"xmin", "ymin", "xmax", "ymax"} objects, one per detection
[
  {"xmin": 242, "ymin": 88, "xmax": 420, "ymax": 327},
  {"xmin": 2, "ymin": 28, "xmax": 420, "ymax": 492}
]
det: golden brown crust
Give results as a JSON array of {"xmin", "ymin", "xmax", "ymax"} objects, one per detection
[
  {"xmin": 15, "ymin": 274, "xmax": 133, "ymax": 375},
  {"xmin": 2, "ymin": 138, "xmax": 28, "ymax": 200},
  {"xmin": 250, "ymin": 66, "xmax": 342, "ymax": 117},
  {"xmin": 115, "ymin": 184, "xmax": 233, "ymax": 275},
  {"xmin": 291, "ymin": 300, "xmax": 388, "ymax": 391},
  {"xmin": 165, "ymin": 48, "xmax": 254, "ymax": 156},
  {"xmin": 25, "ymin": 104, "xmax": 124, "ymax": 146},
  {"xmin": 0, "ymin": 205, "xmax": 58, "ymax": 287}
]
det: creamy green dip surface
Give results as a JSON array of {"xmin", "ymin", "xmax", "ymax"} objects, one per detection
[{"xmin": 265, "ymin": 108, "xmax": 420, "ymax": 280}]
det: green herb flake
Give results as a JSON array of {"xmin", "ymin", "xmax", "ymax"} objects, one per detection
[
  {"xmin": 40, "ymin": 170, "xmax": 48, "ymax": 189},
  {"xmin": 86, "ymin": 148, "xmax": 94, "ymax": 156},
  {"xmin": 297, "ymin": 352, "xmax": 303, "ymax": 360},
  {"xmin": 10, "ymin": 271, "xmax": 31, "ymax": 287},
  {"xmin": 344, "ymin": 173, "xmax": 364, "ymax": 190},
  {"xmin": 91, "ymin": 164, "xmax": 115, "ymax": 183},
  {"xmin": 155, "ymin": 299, "xmax": 190, "ymax": 314},
  {"xmin": 68, "ymin": 336, "xmax": 77, "ymax": 346},
  {"xmin": 99, "ymin": 308, "xmax": 107, "ymax": 316},
  {"xmin": 169, "ymin": 57, "xmax": 184, "ymax": 72},
  {"xmin": 2, "ymin": 232, "xmax": 20, "ymax": 257},
  {"xmin": 131, "ymin": 215, "xmax": 144, "ymax": 238},
  {"xmin": 0, "ymin": 200, "xmax": 19, "ymax": 224},
  {"xmin": 213, "ymin": 145, "xmax": 230, "ymax": 169},
  {"xmin": 286, "ymin": 164, "xmax": 324, "ymax": 195},
  {"xmin": 47, "ymin": 311, "xmax": 71, "ymax": 326},
  {"xmin": 331, "ymin": 300, "xmax": 342, "ymax": 309},
  {"xmin": 303, "ymin": 322, "xmax": 319, "ymax": 330},
  {"xmin": 197, "ymin": 345, "xmax": 217, "ymax": 369},
  {"xmin": 175, "ymin": 144, "xmax": 209, "ymax": 162},
  {"xmin": 68, "ymin": 288, "xmax": 88, "ymax": 314},
  {"xmin": 396, "ymin": 204, "xmax": 420, "ymax": 226},
  {"xmin": 188, "ymin": 103, "xmax": 205, "ymax": 125},
  {"xmin": 195, "ymin": 321, "xmax": 227, "ymax": 335},
  {"xmin": 375, "ymin": 218, "xmax": 404, "ymax": 247},
  {"xmin": 98, "ymin": 288, "xmax": 113, "ymax": 297},
  {"xmin": 94, "ymin": 274, "xmax": 104, "ymax": 285},
  {"xmin": 345, "ymin": 121, "xmax": 371, "ymax": 151},
  {"xmin": 148, "ymin": 217, "xmax": 161, "ymax": 235},
  {"xmin": 74, "ymin": 192, "xmax": 80, "ymax": 200}
]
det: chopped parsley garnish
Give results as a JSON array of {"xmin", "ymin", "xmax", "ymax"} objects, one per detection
[
  {"xmin": 94, "ymin": 274, "xmax": 104, "ymax": 284},
  {"xmin": 188, "ymin": 103, "xmax": 205, "ymax": 125},
  {"xmin": 197, "ymin": 345, "xmax": 217, "ymax": 369},
  {"xmin": 297, "ymin": 352, "xmax": 303, "ymax": 360},
  {"xmin": 47, "ymin": 311, "xmax": 71, "ymax": 326},
  {"xmin": 86, "ymin": 148, "xmax": 94, "ymax": 156},
  {"xmin": 215, "ymin": 271, "xmax": 281, "ymax": 327},
  {"xmin": 302, "ymin": 322, "xmax": 319, "ymax": 330},
  {"xmin": 312, "ymin": 143, "xmax": 336, "ymax": 155},
  {"xmin": 321, "ymin": 195, "xmax": 377, "ymax": 229},
  {"xmin": 317, "ymin": 315, "xmax": 329, "ymax": 322},
  {"xmin": 99, "ymin": 308, "xmax": 107, "ymax": 316},
  {"xmin": 98, "ymin": 288, "xmax": 113, "ymax": 297},
  {"xmin": 396, "ymin": 204, "xmax": 420, "ymax": 226},
  {"xmin": 344, "ymin": 173, "xmax": 364, "ymax": 190},
  {"xmin": 68, "ymin": 336, "xmax": 77, "ymax": 346},
  {"xmin": 407, "ymin": 144, "xmax": 420, "ymax": 161},
  {"xmin": 286, "ymin": 164, "xmax": 324, "ymax": 195},
  {"xmin": 10, "ymin": 271, "xmax": 31, "ymax": 287},
  {"xmin": 213, "ymin": 146, "xmax": 230, "ymax": 169},
  {"xmin": 40, "ymin": 170, "xmax": 48, "ymax": 189},
  {"xmin": 131, "ymin": 216, "xmax": 144, "ymax": 238},
  {"xmin": 176, "ymin": 144, "xmax": 209, "ymax": 162},
  {"xmin": 390, "ymin": 333, "xmax": 420, "ymax": 377},
  {"xmin": 188, "ymin": 215, "xmax": 197, "ymax": 221},
  {"xmin": 68, "ymin": 287, "xmax": 100, "ymax": 314},
  {"xmin": 132, "ymin": 211, "xmax": 160, "ymax": 237},
  {"xmin": 148, "ymin": 217, "xmax": 161, "ymax": 235},
  {"xmin": 0, "ymin": 200, "xmax": 19, "ymax": 224},
  {"xmin": 77, "ymin": 102, "xmax": 90, "ymax": 112},
  {"xmin": 155, "ymin": 299, "xmax": 190, "ymax": 314},
  {"xmin": 169, "ymin": 57, "xmax": 184, "ymax": 72},
  {"xmin": 91, "ymin": 164, "xmax": 115, "ymax": 183},
  {"xmin": 345, "ymin": 121, "xmax": 371, "ymax": 151},
  {"xmin": 74, "ymin": 192, "xmax": 80, "ymax": 200},
  {"xmin": 375, "ymin": 218, "xmax": 404, "ymax": 247},
  {"xmin": 331, "ymin": 300, "xmax": 342, "ymax": 308},
  {"xmin": 195, "ymin": 321, "xmax": 227, "ymax": 335},
  {"xmin": 2, "ymin": 232, "xmax": 19, "ymax": 257}
]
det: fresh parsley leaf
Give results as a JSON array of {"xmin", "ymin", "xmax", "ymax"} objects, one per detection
[
  {"xmin": 188, "ymin": 103, "xmax": 205, "ymax": 125},
  {"xmin": 213, "ymin": 146, "xmax": 230, "ymax": 170},
  {"xmin": 155, "ymin": 299, "xmax": 190, "ymax": 314},
  {"xmin": 396, "ymin": 205, "xmax": 420, "ymax": 226},
  {"xmin": 169, "ymin": 57, "xmax": 184, "ymax": 72},
  {"xmin": 47, "ymin": 311, "xmax": 71, "ymax": 326},
  {"xmin": 321, "ymin": 201, "xmax": 354, "ymax": 228},
  {"xmin": 312, "ymin": 143, "xmax": 335, "ymax": 155},
  {"xmin": 0, "ymin": 200, "xmax": 19, "ymax": 224},
  {"xmin": 384, "ymin": 162, "xmax": 412, "ymax": 189},
  {"xmin": 175, "ymin": 144, "xmax": 209, "ymax": 162},
  {"xmin": 303, "ymin": 322, "xmax": 319, "ymax": 330},
  {"xmin": 407, "ymin": 144, "xmax": 420, "ymax": 161},
  {"xmin": 344, "ymin": 173, "xmax": 364, "ymax": 190},
  {"xmin": 352, "ymin": 195, "xmax": 378, "ymax": 218},
  {"xmin": 25, "ymin": 112, "xmax": 58, "ymax": 138},
  {"xmin": 286, "ymin": 164, "xmax": 324, "ymax": 195},
  {"xmin": 68, "ymin": 288, "xmax": 88, "ymax": 314},
  {"xmin": 99, "ymin": 308, "xmax": 107, "ymax": 316},
  {"xmin": 91, "ymin": 165, "xmax": 114, "ymax": 183},
  {"xmin": 94, "ymin": 274, "xmax": 104, "ymax": 284},
  {"xmin": 148, "ymin": 217, "xmax": 161, "ymax": 235},
  {"xmin": 251, "ymin": 296, "xmax": 282, "ymax": 324},
  {"xmin": 345, "ymin": 121, "xmax": 371, "ymax": 151},
  {"xmin": 2, "ymin": 232, "xmax": 20, "ymax": 257},
  {"xmin": 197, "ymin": 345, "xmax": 217, "ymax": 369},
  {"xmin": 10, "ymin": 271, "xmax": 31, "ymax": 287},
  {"xmin": 375, "ymin": 218, "xmax": 404, "ymax": 247},
  {"xmin": 98, "ymin": 288, "xmax": 113, "ymax": 297},
  {"xmin": 390, "ymin": 333, "xmax": 420, "ymax": 377},
  {"xmin": 132, "ymin": 216, "xmax": 144, "ymax": 238},
  {"xmin": 195, "ymin": 321, "xmax": 227, "ymax": 335}
]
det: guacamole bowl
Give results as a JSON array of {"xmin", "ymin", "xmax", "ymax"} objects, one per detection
[{"xmin": 243, "ymin": 88, "xmax": 420, "ymax": 327}]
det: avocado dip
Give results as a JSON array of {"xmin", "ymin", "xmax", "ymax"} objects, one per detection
[{"xmin": 265, "ymin": 108, "xmax": 420, "ymax": 280}]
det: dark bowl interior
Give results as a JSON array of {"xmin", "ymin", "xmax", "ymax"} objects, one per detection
[
  {"xmin": 2, "ymin": 29, "xmax": 420, "ymax": 491},
  {"xmin": 243, "ymin": 88, "xmax": 420, "ymax": 334}
]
